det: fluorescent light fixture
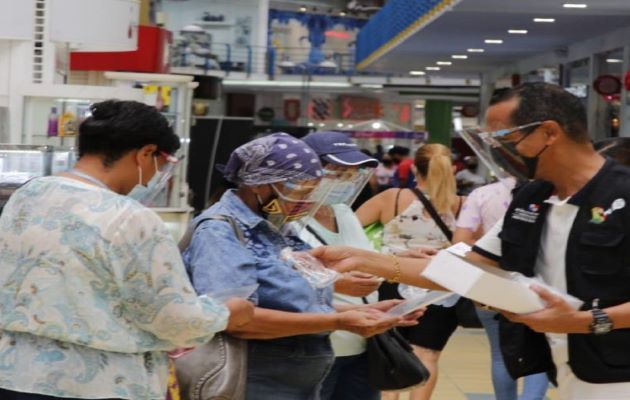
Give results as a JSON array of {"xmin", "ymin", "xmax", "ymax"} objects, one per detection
[
  {"xmin": 348, "ymin": 124, "xmax": 354, "ymax": 129},
  {"xmin": 485, "ymin": 39, "xmax": 503, "ymax": 44},
  {"xmin": 468, "ymin": 48, "xmax": 485, "ymax": 53},
  {"xmin": 409, "ymin": 70, "xmax": 426, "ymax": 76},
  {"xmin": 222, "ymin": 80, "xmax": 352, "ymax": 88},
  {"xmin": 436, "ymin": 61, "xmax": 452, "ymax": 66},
  {"xmin": 318, "ymin": 123, "xmax": 325, "ymax": 127},
  {"xmin": 508, "ymin": 29, "xmax": 528, "ymax": 34},
  {"xmin": 534, "ymin": 18, "xmax": 555, "ymax": 23},
  {"xmin": 360, "ymin": 84, "xmax": 383, "ymax": 89},
  {"xmin": 426, "ymin": 66, "xmax": 441, "ymax": 71},
  {"xmin": 299, "ymin": 6, "xmax": 307, "ymax": 12},
  {"xmin": 337, "ymin": 123, "xmax": 344, "ymax": 128},
  {"xmin": 607, "ymin": 58, "xmax": 623, "ymax": 63},
  {"xmin": 563, "ymin": 3, "xmax": 587, "ymax": 8},
  {"xmin": 452, "ymin": 55, "xmax": 468, "ymax": 59},
  {"xmin": 339, "ymin": 11, "xmax": 346, "ymax": 16},
  {"xmin": 371, "ymin": 122, "xmax": 382, "ymax": 129},
  {"xmin": 307, "ymin": 122, "xmax": 314, "ymax": 127}
]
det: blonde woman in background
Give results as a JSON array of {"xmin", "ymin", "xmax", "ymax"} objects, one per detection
[{"xmin": 357, "ymin": 144, "xmax": 463, "ymax": 400}]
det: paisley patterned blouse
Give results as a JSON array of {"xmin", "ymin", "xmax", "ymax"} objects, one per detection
[{"xmin": 0, "ymin": 177, "xmax": 229, "ymax": 399}]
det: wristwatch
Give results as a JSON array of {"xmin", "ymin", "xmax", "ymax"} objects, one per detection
[{"xmin": 589, "ymin": 298, "xmax": 614, "ymax": 335}]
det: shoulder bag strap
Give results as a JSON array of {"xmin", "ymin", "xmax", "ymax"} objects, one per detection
[
  {"xmin": 178, "ymin": 215, "xmax": 245, "ymax": 252},
  {"xmin": 304, "ymin": 224, "xmax": 329, "ymax": 246},
  {"xmin": 410, "ymin": 187, "xmax": 453, "ymax": 242},
  {"xmin": 394, "ymin": 189, "xmax": 403, "ymax": 217}
]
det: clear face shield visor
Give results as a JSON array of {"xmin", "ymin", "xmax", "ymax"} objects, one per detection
[
  {"xmin": 311, "ymin": 165, "xmax": 374, "ymax": 208},
  {"xmin": 456, "ymin": 122, "xmax": 543, "ymax": 183},
  {"xmin": 262, "ymin": 178, "xmax": 327, "ymax": 234}
]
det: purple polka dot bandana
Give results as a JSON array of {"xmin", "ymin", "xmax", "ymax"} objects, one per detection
[{"xmin": 222, "ymin": 133, "xmax": 323, "ymax": 186}]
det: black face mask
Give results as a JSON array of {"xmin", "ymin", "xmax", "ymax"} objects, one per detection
[{"xmin": 503, "ymin": 138, "xmax": 549, "ymax": 180}]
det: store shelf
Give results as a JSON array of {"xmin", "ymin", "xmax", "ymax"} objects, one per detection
[
  {"xmin": 193, "ymin": 20, "xmax": 234, "ymax": 28},
  {"xmin": 19, "ymin": 83, "xmax": 144, "ymax": 102}
]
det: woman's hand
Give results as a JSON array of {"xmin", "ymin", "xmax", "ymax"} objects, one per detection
[
  {"xmin": 334, "ymin": 271, "xmax": 382, "ymax": 297},
  {"xmin": 362, "ymin": 300, "xmax": 425, "ymax": 327},
  {"xmin": 225, "ymin": 298, "xmax": 255, "ymax": 330},
  {"xmin": 335, "ymin": 309, "xmax": 400, "ymax": 337}
]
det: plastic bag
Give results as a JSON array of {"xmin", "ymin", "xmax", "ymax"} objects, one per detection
[{"xmin": 280, "ymin": 248, "xmax": 341, "ymax": 288}]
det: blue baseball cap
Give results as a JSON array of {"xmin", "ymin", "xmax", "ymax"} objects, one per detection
[{"xmin": 302, "ymin": 131, "xmax": 378, "ymax": 168}]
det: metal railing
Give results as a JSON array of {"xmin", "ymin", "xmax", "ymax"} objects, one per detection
[{"xmin": 170, "ymin": 42, "xmax": 359, "ymax": 78}]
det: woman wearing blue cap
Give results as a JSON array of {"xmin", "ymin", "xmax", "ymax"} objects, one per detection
[
  {"xmin": 181, "ymin": 133, "xmax": 418, "ymax": 400},
  {"xmin": 299, "ymin": 131, "xmax": 384, "ymax": 400}
]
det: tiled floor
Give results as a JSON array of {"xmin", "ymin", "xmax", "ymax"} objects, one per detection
[{"xmin": 395, "ymin": 328, "xmax": 559, "ymax": 400}]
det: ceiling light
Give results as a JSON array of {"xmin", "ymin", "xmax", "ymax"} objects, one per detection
[
  {"xmin": 360, "ymin": 84, "xmax": 383, "ymax": 89},
  {"xmin": 508, "ymin": 29, "xmax": 528, "ymax": 34},
  {"xmin": 563, "ymin": 3, "xmax": 587, "ymax": 8},
  {"xmin": 371, "ymin": 122, "xmax": 382, "ymax": 129},
  {"xmin": 436, "ymin": 61, "xmax": 452, "ymax": 66},
  {"xmin": 307, "ymin": 122, "xmax": 314, "ymax": 127},
  {"xmin": 409, "ymin": 70, "xmax": 426, "ymax": 76},
  {"xmin": 534, "ymin": 18, "xmax": 555, "ymax": 23},
  {"xmin": 299, "ymin": 6, "xmax": 307, "ymax": 12},
  {"xmin": 337, "ymin": 123, "xmax": 344, "ymax": 128},
  {"xmin": 426, "ymin": 66, "xmax": 440, "ymax": 71},
  {"xmin": 468, "ymin": 48, "xmax": 485, "ymax": 53},
  {"xmin": 606, "ymin": 58, "xmax": 623, "ymax": 63},
  {"xmin": 318, "ymin": 123, "xmax": 325, "ymax": 127},
  {"xmin": 452, "ymin": 55, "xmax": 468, "ymax": 59},
  {"xmin": 339, "ymin": 11, "xmax": 346, "ymax": 16},
  {"xmin": 485, "ymin": 39, "xmax": 503, "ymax": 44},
  {"xmin": 348, "ymin": 124, "xmax": 354, "ymax": 129}
]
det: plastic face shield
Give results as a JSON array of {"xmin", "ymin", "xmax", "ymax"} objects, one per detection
[
  {"xmin": 311, "ymin": 165, "xmax": 375, "ymax": 207},
  {"xmin": 263, "ymin": 178, "xmax": 326, "ymax": 233},
  {"xmin": 457, "ymin": 122, "xmax": 542, "ymax": 183}
]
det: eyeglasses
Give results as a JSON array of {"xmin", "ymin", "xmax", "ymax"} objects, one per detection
[{"xmin": 492, "ymin": 121, "xmax": 544, "ymax": 138}]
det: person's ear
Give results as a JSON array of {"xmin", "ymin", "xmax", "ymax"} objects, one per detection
[
  {"xmin": 135, "ymin": 144, "xmax": 158, "ymax": 165},
  {"xmin": 543, "ymin": 121, "xmax": 562, "ymax": 146}
]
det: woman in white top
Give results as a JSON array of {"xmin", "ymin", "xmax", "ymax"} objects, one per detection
[
  {"xmin": 357, "ymin": 143, "xmax": 463, "ymax": 400},
  {"xmin": 0, "ymin": 100, "xmax": 253, "ymax": 400},
  {"xmin": 300, "ymin": 131, "xmax": 421, "ymax": 400}
]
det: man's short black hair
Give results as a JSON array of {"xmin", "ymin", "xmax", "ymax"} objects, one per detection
[
  {"xmin": 388, "ymin": 145, "xmax": 410, "ymax": 157},
  {"xmin": 493, "ymin": 82, "xmax": 589, "ymax": 143},
  {"xmin": 78, "ymin": 100, "xmax": 180, "ymax": 166}
]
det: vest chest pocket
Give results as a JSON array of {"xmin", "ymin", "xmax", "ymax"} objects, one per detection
[{"xmin": 578, "ymin": 229, "xmax": 626, "ymax": 276}]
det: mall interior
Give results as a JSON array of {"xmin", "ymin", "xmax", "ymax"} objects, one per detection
[{"xmin": 1, "ymin": 1, "xmax": 630, "ymax": 400}]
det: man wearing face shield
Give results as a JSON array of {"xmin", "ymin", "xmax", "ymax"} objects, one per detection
[
  {"xmin": 182, "ymin": 133, "xmax": 419, "ymax": 400},
  {"xmin": 299, "ymin": 132, "xmax": 384, "ymax": 400},
  {"xmin": 0, "ymin": 100, "xmax": 255, "ymax": 400},
  {"xmin": 461, "ymin": 82, "xmax": 630, "ymax": 399}
]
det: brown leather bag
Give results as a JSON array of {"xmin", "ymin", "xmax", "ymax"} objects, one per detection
[{"xmin": 175, "ymin": 215, "xmax": 247, "ymax": 400}]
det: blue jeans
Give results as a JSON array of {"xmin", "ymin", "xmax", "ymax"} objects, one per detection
[
  {"xmin": 477, "ymin": 309, "xmax": 549, "ymax": 400},
  {"xmin": 0, "ymin": 388, "xmax": 120, "ymax": 399},
  {"xmin": 320, "ymin": 352, "xmax": 380, "ymax": 400},
  {"xmin": 246, "ymin": 335, "xmax": 335, "ymax": 400}
]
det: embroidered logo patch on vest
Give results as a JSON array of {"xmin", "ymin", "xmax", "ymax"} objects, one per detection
[
  {"xmin": 590, "ymin": 198, "xmax": 626, "ymax": 224},
  {"xmin": 512, "ymin": 204, "xmax": 540, "ymax": 223}
]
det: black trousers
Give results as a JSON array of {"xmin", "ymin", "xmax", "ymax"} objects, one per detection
[{"xmin": 0, "ymin": 388, "xmax": 121, "ymax": 400}]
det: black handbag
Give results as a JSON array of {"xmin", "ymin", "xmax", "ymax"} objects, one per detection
[{"xmin": 362, "ymin": 298, "xmax": 431, "ymax": 391}]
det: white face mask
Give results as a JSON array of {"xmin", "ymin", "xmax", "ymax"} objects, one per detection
[
  {"xmin": 322, "ymin": 180, "xmax": 359, "ymax": 205},
  {"xmin": 128, "ymin": 157, "xmax": 171, "ymax": 205}
]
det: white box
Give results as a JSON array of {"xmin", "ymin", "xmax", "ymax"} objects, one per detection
[{"xmin": 422, "ymin": 250, "xmax": 547, "ymax": 314}]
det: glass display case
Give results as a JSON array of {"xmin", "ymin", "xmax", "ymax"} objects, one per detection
[{"xmin": 0, "ymin": 144, "xmax": 76, "ymax": 209}]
